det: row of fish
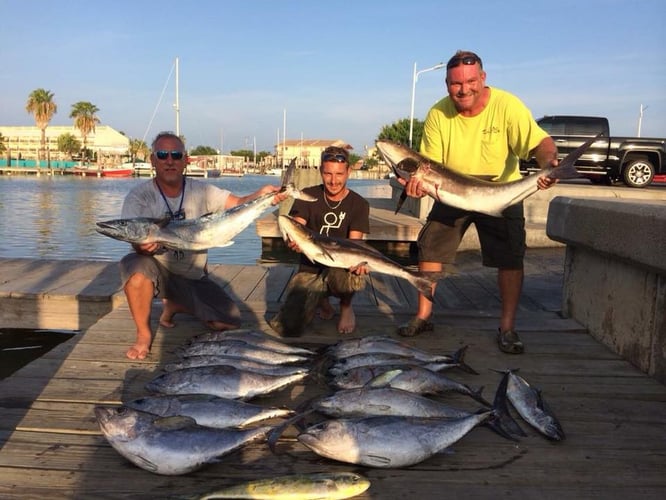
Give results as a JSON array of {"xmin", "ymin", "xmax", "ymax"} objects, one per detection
[
  {"xmin": 95, "ymin": 329, "xmax": 317, "ymax": 479},
  {"xmin": 96, "ymin": 328, "xmax": 564, "ymax": 491}
]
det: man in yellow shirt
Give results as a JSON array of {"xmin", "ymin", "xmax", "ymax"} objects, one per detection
[{"xmin": 398, "ymin": 50, "xmax": 559, "ymax": 354}]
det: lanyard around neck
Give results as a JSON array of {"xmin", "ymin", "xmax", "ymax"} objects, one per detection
[{"xmin": 155, "ymin": 177, "xmax": 186, "ymax": 219}]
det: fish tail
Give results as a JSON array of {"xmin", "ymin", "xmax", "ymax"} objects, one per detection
[
  {"xmin": 451, "ymin": 345, "xmax": 479, "ymax": 375},
  {"xmin": 547, "ymin": 160, "xmax": 581, "ymax": 180},
  {"xmin": 394, "ymin": 189, "xmax": 408, "ymax": 214},
  {"xmin": 470, "ymin": 385, "xmax": 492, "ymax": 407},
  {"xmin": 490, "ymin": 370, "xmax": 527, "ymax": 440}
]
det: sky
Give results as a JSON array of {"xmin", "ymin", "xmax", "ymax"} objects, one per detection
[{"xmin": 2, "ymin": 0, "xmax": 665, "ymax": 154}]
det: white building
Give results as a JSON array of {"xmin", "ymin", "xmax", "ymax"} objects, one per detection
[{"xmin": 0, "ymin": 125, "xmax": 129, "ymax": 164}]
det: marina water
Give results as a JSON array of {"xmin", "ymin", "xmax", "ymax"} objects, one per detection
[{"xmin": 0, "ymin": 174, "xmax": 391, "ymax": 265}]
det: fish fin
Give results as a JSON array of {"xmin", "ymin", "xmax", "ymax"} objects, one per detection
[
  {"xmin": 267, "ymin": 408, "xmax": 316, "ymax": 454},
  {"xmin": 489, "ymin": 370, "xmax": 527, "ymax": 440},
  {"xmin": 364, "ymin": 369, "xmax": 404, "ymax": 388},
  {"xmin": 153, "ymin": 415, "xmax": 198, "ymax": 430},
  {"xmin": 362, "ymin": 453, "xmax": 393, "ymax": 467},
  {"xmin": 470, "ymin": 385, "xmax": 492, "ymax": 407},
  {"xmin": 450, "ymin": 345, "xmax": 479, "ymax": 375},
  {"xmin": 281, "ymin": 157, "xmax": 297, "ymax": 186},
  {"xmin": 394, "ymin": 189, "xmax": 408, "ymax": 214},
  {"xmin": 548, "ymin": 132, "xmax": 602, "ymax": 180}
]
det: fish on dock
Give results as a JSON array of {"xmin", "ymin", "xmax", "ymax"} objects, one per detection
[
  {"xmin": 176, "ymin": 339, "xmax": 311, "ymax": 365},
  {"xmin": 95, "ymin": 158, "xmax": 316, "ymax": 250},
  {"xmin": 375, "ymin": 134, "xmax": 600, "ymax": 217},
  {"xmin": 188, "ymin": 328, "xmax": 315, "ymax": 356},
  {"xmin": 145, "ymin": 365, "xmax": 308, "ymax": 400},
  {"xmin": 94, "ymin": 406, "xmax": 272, "ymax": 475},
  {"xmin": 277, "ymin": 214, "xmax": 449, "ymax": 301},
  {"xmin": 196, "ymin": 471, "xmax": 370, "ymax": 500},
  {"xmin": 124, "ymin": 394, "xmax": 294, "ymax": 428},
  {"xmin": 497, "ymin": 369, "xmax": 565, "ymax": 441},
  {"xmin": 297, "ymin": 412, "xmax": 495, "ymax": 468},
  {"xmin": 163, "ymin": 355, "xmax": 309, "ymax": 376}
]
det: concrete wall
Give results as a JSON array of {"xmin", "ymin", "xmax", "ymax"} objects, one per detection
[{"xmin": 547, "ymin": 197, "xmax": 666, "ymax": 383}]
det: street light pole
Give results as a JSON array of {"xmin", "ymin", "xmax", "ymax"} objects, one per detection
[{"xmin": 409, "ymin": 61, "xmax": 445, "ymax": 148}]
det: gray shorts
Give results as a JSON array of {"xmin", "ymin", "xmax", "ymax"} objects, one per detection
[
  {"xmin": 418, "ymin": 202, "xmax": 526, "ymax": 269},
  {"xmin": 119, "ymin": 253, "xmax": 241, "ymax": 326}
]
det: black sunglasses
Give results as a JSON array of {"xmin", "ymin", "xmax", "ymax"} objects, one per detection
[
  {"xmin": 155, "ymin": 150, "xmax": 184, "ymax": 160},
  {"xmin": 322, "ymin": 153, "xmax": 348, "ymax": 163},
  {"xmin": 446, "ymin": 55, "xmax": 481, "ymax": 69}
]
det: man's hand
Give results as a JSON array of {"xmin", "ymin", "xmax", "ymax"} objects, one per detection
[
  {"xmin": 349, "ymin": 262, "xmax": 369, "ymax": 275},
  {"xmin": 133, "ymin": 242, "xmax": 161, "ymax": 255},
  {"xmin": 398, "ymin": 177, "xmax": 427, "ymax": 198}
]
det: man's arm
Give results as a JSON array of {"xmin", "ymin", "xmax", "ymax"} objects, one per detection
[{"xmin": 531, "ymin": 136, "xmax": 559, "ymax": 190}]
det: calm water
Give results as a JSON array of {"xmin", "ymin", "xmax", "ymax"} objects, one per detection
[{"xmin": 0, "ymin": 174, "xmax": 391, "ymax": 265}]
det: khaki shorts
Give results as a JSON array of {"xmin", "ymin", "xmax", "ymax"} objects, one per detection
[
  {"xmin": 418, "ymin": 202, "xmax": 526, "ymax": 269},
  {"xmin": 119, "ymin": 253, "xmax": 241, "ymax": 326}
]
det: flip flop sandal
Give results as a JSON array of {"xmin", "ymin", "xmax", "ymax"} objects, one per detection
[
  {"xmin": 397, "ymin": 317, "xmax": 434, "ymax": 337},
  {"xmin": 497, "ymin": 329, "xmax": 524, "ymax": 354}
]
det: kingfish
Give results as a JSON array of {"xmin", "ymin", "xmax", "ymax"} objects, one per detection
[
  {"xmin": 277, "ymin": 215, "xmax": 449, "ymax": 301},
  {"xmin": 328, "ymin": 345, "xmax": 477, "ymax": 376},
  {"xmin": 145, "ymin": 365, "xmax": 308, "ymax": 400},
  {"xmin": 364, "ymin": 366, "xmax": 489, "ymax": 405},
  {"xmin": 197, "ymin": 471, "xmax": 370, "ymax": 500},
  {"xmin": 498, "ymin": 369, "xmax": 565, "ymax": 441},
  {"xmin": 95, "ymin": 406, "xmax": 271, "ymax": 475},
  {"xmin": 331, "ymin": 362, "xmax": 458, "ymax": 389},
  {"xmin": 96, "ymin": 158, "xmax": 316, "ymax": 250},
  {"xmin": 297, "ymin": 412, "xmax": 493, "ymax": 468},
  {"xmin": 176, "ymin": 339, "xmax": 311, "ymax": 365},
  {"xmin": 163, "ymin": 355, "xmax": 309, "ymax": 376},
  {"xmin": 124, "ymin": 394, "xmax": 294, "ymax": 428},
  {"xmin": 328, "ymin": 334, "xmax": 459, "ymax": 361},
  {"xmin": 312, "ymin": 386, "xmax": 476, "ymax": 419},
  {"xmin": 375, "ymin": 134, "xmax": 600, "ymax": 217},
  {"xmin": 188, "ymin": 328, "xmax": 315, "ymax": 355}
]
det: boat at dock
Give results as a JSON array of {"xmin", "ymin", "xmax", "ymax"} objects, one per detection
[{"xmin": 72, "ymin": 163, "xmax": 134, "ymax": 178}]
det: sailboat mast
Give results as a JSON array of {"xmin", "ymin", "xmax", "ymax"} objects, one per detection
[{"xmin": 174, "ymin": 57, "xmax": 180, "ymax": 137}]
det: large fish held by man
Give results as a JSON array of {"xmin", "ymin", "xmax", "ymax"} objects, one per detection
[
  {"xmin": 95, "ymin": 158, "xmax": 315, "ymax": 250},
  {"xmin": 277, "ymin": 214, "xmax": 449, "ymax": 301},
  {"xmin": 375, "ymin": 134, "xmax": 600, "ymax": 217}
]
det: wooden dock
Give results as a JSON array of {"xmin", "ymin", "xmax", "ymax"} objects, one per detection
[{"xmin": 1, "ymin": 249, "xmax": 665, "ymax": 499}]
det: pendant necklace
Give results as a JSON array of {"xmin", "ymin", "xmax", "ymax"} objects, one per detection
[
  {"xmin": 323, "ymin": 189, "xmax": 346, "ymax": 210},
  {"xmin": 155, "ymin": 177, "xmax": 186, "ymax": 220}
]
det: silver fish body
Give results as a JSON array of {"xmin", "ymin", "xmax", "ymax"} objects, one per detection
[
  {"xmin": 189, "ymin": 328, "xmax": 315, "ymax": 355},
  {"xmin": 124, "ymin": 394, "xmax": 294, "ymax": 428},
  {"xmin": 503, "ymin": 369, "xmax": 565, "ymax": 441},
  {"xmin": 375, "ymin": 135, "xmax": 599, "ymax": 217},
  {"xmin": 298, "ymin": 412, "xmax": 492, "ymax": 468},
  {"xmin": 163, "ymin": 354, "xmax": 309, "ymax": 376},
  {"xmin": 313, "ymin": 387, "xmax": 473, "ymax": 419},
  {"xmin": 328, "ymin": 335, "xmax": 453, "ymax": 361},
  {"xmin": 277, "ymin": 215, "xmax": 447, "ymax": 301},
  {"xmin": 176, "ymin": 339, "xmax": 310, "ymax": 365},
  {"xmin": 144, "ymin": 365, "xmax": 307, "ymax": 400},
  {"xmin": 96, "ymin": 158, "xmax": 316, "ymax": 250},
  {"xmin": 95, "ymin": 406, "xmax": 271, "ymax": 475},
  {"xmin": 365, "ymin": 366, "xmax": 489, "ymax": 405},
  {"xmin": 331, "ymin": 362, "xmax": 455, "ymax": 389}
]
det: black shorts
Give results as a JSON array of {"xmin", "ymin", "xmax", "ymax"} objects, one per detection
[
  {"xmin": 119, "ymin": 253, "xmax": 241, "ymax": 326},
  {"xmin": 417, "ymin": 202, "xmax": 526, "ymax": 269}
]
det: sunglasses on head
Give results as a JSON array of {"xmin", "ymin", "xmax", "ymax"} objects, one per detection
[
  {"xmin": 446, "ymin": 55, "xmax": 481, "ymax": 69},
  {"xmin": 322, "ymin": 153, "xmax": 348, "ymax": 163},
  {"xmin": 154, "ymin": 150, "xmax": 184, "ymax": 160}
]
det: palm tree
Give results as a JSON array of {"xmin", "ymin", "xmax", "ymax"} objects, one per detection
[
  {"xmin": 26, "ymin": 88, "xmax": 57, "ymax": 161},
  {"xmin": 128, "ymin": 138, "xmax": 149, "ymax": 165},
  {"xmin": 69, "ymin": 101, "xmax": 100, "ymax": 163}
]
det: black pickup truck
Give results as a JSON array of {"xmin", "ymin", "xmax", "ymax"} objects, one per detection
[{"xmin": 520, "ymin": 115, "xmax": 666, "ymax": 187}]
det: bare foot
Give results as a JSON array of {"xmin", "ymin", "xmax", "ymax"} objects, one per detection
[
  {"xmin": 126, "ymin": 331, "xmax": 151, "ymax": 360},
  {"xmin": 159, "ymin": 299, "xmax": 185, "ymax": 328},
  {"xmin": 317, "ymin": 297, "xmax": 336, "ymax": 320},
  {"xmin": 337, "ymin": 304, "xmax": 356, "ymax": 334}
]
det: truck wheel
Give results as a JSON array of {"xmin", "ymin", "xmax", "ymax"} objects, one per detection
[{"xmin": 623, "ymin": 159, "xmax": 654, "ymax": 188}]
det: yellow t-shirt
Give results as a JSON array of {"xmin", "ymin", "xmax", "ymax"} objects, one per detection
[{"xmin": 420, "ymin": 87, "xmax": 549, "ymax": 182}]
